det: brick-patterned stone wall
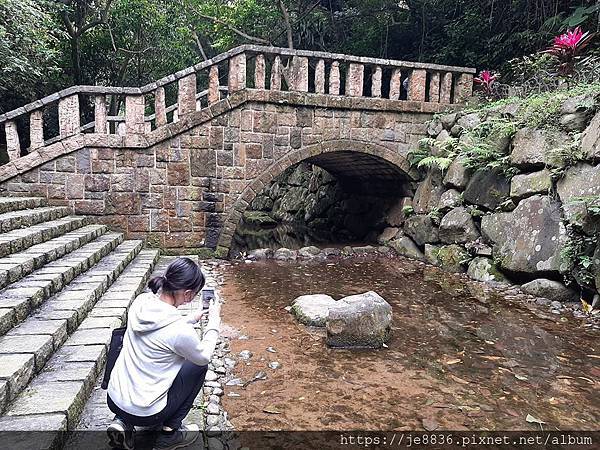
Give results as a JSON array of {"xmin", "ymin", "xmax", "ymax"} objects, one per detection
[{"xmin": 0, "ymin": 98, "xmax": 431, "ymax": 255}]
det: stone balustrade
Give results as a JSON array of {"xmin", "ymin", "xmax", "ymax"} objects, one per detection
[{"xmin": 0, "ymin": 45, "xmax": 475, "ymax": 166}]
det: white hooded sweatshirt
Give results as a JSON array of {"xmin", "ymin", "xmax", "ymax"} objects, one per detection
[{"xmin": 107, "ymin": 292, "xmax": 219, "ymax": 416}]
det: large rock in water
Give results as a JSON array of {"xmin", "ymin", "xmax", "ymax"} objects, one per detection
[
  {"xmin": 291, "ymin": 294, "xmax": 337, "ymax": 327},
  {"xmin": 481, "ymin": 195, "xmax": 566, "ymax": 274},
  {"xmin": 462, "ymin": 168, "xmax": 510, "ymax": 210},
  {"xmin": 520, "ymin": 279, "xmax": 578, "ymax": 302},
  {"xmin": 439, "ymin": 207, "xmax": 480, "ymax": 244},
  {"xmin": 388, "ymin": 236, "xmax": 424, "ymax": 260},
  {"xmin": 326, "ymin": 291, "xmax": 392, "ymax": 348}
]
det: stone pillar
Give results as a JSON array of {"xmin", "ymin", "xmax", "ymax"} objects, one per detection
[
  {"xmin": 371, "ymin": 66, "xmax": 382, "ymax": 98},
  {"xmin": 155, "ymin": 87, "xmax": 167, "ymax": 127},
  {"xmin": 329, "ymin": 61, "xmax": 340, "ymax": 95},
  {"xmin": 315, "ymin": 59, "xmax": 325, "ymax": 94},
  {"xmin": 94, "ymin": 95, "xmax": 107, "ymax": 134},
  {"xmin": 440, "ymin": 73, "xmax": 453, "ymax": 103},
  {"xmin": 5, "ymin": 121, "xmax": 20, "ymax": 161},
  {"xmin": 208, "ymin": 66, "xmax": 220, "ymax": 104},
  {"xmin": 178, "ymin": 73, "xmax": 197, "ymax": 115},
  {"xmin": 455, "ymin": 73, "xmax": 474, "ymax": 103},
  {"xmin": 228, "ymin": 53, "xmax": 247, "ymax": 94},
  {"xmin": 389, "ymin": 68, "xmax": 402, "ymax": 100},
  {"xmin": 29, "ymin": 110, "xmax": 45, "ymax": 149},
  {"xmin": 254, "ymin": 54, "xmax": 266, "ymax": 89},
  {"xmin": 58, "ymin": 94, "xmax": 80, "ymax": 138},
  {"xmin": 125, "ymin": 95, "xmax": 145, "ymax": 134},
  {"xmin": 408, "ymin": 69, "xmax": 427, "ymax": 102},
  {"xmin": 345, "ymin": 63, "xmax": 364, "ymax": 97},
  {"xmin": 291, "ymin": 56, "xmax": 308, "ymax": 92},
  {"xmin": 429, "ymin": 72, "xmax": 440, "ymax": 103},
  {"xmin": 270, "ymin": 56, "xmax": 282, "ymax": 90}
]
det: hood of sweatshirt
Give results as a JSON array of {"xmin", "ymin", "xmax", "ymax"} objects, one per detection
[{"xmin": 129, "ymin": 292, "xmax": 182, "ymax": 333}]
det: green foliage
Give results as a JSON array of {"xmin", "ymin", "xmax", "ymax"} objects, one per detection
[
  {"xmin": 401, "ymin": 205, "xmax": 414, "ymax": 217},
  {"xmin": 560, "ymin": 227, "xmax": 598, "ymax": 287},
  {"xmin": 409, "ymin": 137, "xmax": 459, "ymax": 173}
]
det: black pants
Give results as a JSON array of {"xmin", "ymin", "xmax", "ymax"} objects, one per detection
[{"xmin": 107, "ymin": 361, "xmax": 208, "ymax": 429}]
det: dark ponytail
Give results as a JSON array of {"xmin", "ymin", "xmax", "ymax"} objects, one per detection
[{"xmin": 148, "ymin": 257, "xmax": 205, "ymax": 295}]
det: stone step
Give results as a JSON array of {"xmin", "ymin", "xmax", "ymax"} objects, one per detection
[
  {"xmin": 0, "ymin": 249, "xmax": 159, "ymax": 433},
  {"xmin": 0, "ymin": 216, "xmax": 89, "ymax": 259},
  {"xmin": 0, "ymin": 232, "xmax": 123, "ymax": 337},
  {"xmin": 0, "ymin": 206, "xmax": 71, "ymax": 234},
  {"xmin": 0, "ymin": 241, "xmax": 147, "ymax": 414},
  {"xmin": 0, "ymin": 197, "xmax": 46, "ymax": 214},
  {"xmin": 0, "ymin": 224, "xmax": 107, "ymax": 292}
]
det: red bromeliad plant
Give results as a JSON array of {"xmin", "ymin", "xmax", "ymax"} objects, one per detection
[
  {"xmin": 546, "ymin": 27, "xmax": 595, "ymax": 75},
  {"xmin": 474, "ymin": 70, "xmax": 498, "ymax": 96}
]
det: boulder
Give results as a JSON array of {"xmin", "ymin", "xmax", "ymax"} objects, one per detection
[
  {"xmin": 427, "ymin": 118, "xmax": 443, "ymax": 136},
  {"xmin": 298, "ymin": 246, "xmax": 321, "ymax": 258},
  {"xmin": 443, "ymin": 155, "xmax": 471, "ymax": 189},
  {"xmin": 439, "ymin": 207, "xmax": 480, "ymax": 244},
  {"xmin": 440, "ymin": 112, "xmax": 458, "ymax": 130},
  {"xmin": 326, "ymin": 291, "xmax": 392, "ymax": 348},
  {"xmin": 274, "ymin": 248, "xmax": 298, "ymax": 261},
  {"xmin": 480, "ymin": 195, "xmax": 566, "ymax": 274},
  {"xmin": 463, "ymin": 168, "xmax": 510, "ymax": 210},
  {"xmin": 247, "ymin": 248, "xmax": 274, "ymax": 260},
  {"xmin": 510, "ymin": 128, "xmax": 570, "ymax": 169},
  {"xmin": 388, "ymin": 236, "xmax": 424, "ymax": 260},
  {"xmin": 556, "ymin": 163, "xmax": 600, "ymax": 232},
  {"xmin": 436, "ymin": 244, "xmax": 470, "ymax": 272},
  {"xmin": 287, "ymin": 163, "xmax": 312, "ymax": 186},
  {"xmin": 467, "ymin": 257, "xmax": 507, "ymax": 283},
  {"xmin": 424, "ymin": 244, "xmax": 441, "ymax": 266},
  {"xmin": 594, "ymin": 245, "xmax": 600, "ymax": 294},
  {"xmin": 403, "ymin": 215, "xmax": 439, "ymax": 246},
  {"xmin": 559, "ymin": 95, "xmax": 596, "ymax": 132},
  {"xmin": 583, "ymin": 111, "xmax": 600, "ymax": 160},
  {"xmin": 520, "ymin": 279, "xmax": 578, "ymax": 302},
  {"xmin": 251, "ymin": 195, "xmax": 274, "ymax": 211},
  {"xmin": 457, "ymin": 113, "xmax": 481, "ymax": 131},
  {"xmin": 509, "ymin": 169, "xmax": 553, "ymax": 201},
  {"xmin": 438, "ymin": 189, "xmax": 462, "ymax": 210},
  {"xmin": 435, "ymin": 129, "xmax": 452, "ymax": 145},
  {"xmin": 273, "ymin": 187, "xmax": 307, "ymax": 218},
  {"xmin": 291, "ymin": 294, "xmax": 337, "ymax": 327},
  {"xmin": 242, "ymin": 211, "xmax": 277, "ymax": 228},
  {"xmin": 386, "ymin": 197, "xmax": 413, "ymax": 227},
  {"xmin": 413, "ymin": 170, "xmax": 444, "ymax": 214},
  {"xmin": 377, "ymin": 227, "xmax": 400, "ymax": 244}
]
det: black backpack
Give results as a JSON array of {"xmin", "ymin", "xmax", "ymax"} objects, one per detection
[{"xmin": 101, "ymin": 327, "xmax": 127, "ymax": 389}]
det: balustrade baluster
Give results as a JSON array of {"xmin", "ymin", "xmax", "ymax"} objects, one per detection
[
  {"xmin": 291, "ymin": 56, "xmax": 308, "ymax": 92},
  {"xmin": 29, "ymin": 110, "xmax": 44, "ymax": 149},
  {"xmin": 58, "ymin": 94, "xmax": 80, "ymax": 138},
  {"xmin": 346, "ymin": 63, "xmax": 364, "ymax": 97},
  {"xmin": 270, "ymin": 56, "xmax": 282, "ymax": 90},
  {"xmin": 371, "ymin": 66, "xmax": 382, "ymax": 98},
  {"xmin": 455, "ymin": 73, "xmax": 474, "ymax": 103},
  {"xmin": 315, "ymin": 59, "xmax": 325, "ymax": 94},
  {"xmin": 94, "ymin": 95, "xmax": 108, "ymax": 134},
  {"xmin": 440, "ymin": 73, "xmax": 452, "ymax": 103},
  {"xmin": 254, "ymin": 54, "xmax": 266, "ymax": 89},
  {"xmin": 389, "ymin": 68, "xmax": 402, "ymax": 100},
  {"xmin": 228, "ymin": 53, "xmax": 247, "ymax": 93},
  {"xmin": 178, "ymin": 74, "xmax": 197, "ymax": 115},
  {"xmin": 155, "ymin": 87, "xmax": 167, "ymax": 127},
  {"xmin": 329, "ymin": 61, "xmax": 340, "ymax": 95},
  {"xmin": 208, "ymin": 66, "xmax": 220, "ymax": 104},
  {"xmin": 408, "ymin": 69, "xmax": 427, "ymax": 102},
  {"xmin": 429, "ymin": 73, "xmax": 441, "ymax": 103},
  {"xmin": 125, "ymin": 95, "xmax": 145, "ymax": 134},
  {"xmin": 5, "ymin": 121, "xmax": 20, "ymax": 161}
]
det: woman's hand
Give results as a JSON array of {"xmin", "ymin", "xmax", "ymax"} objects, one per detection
[{"xmin": 208, "ymin": 296, "xmax": 222, "ymax": 322}]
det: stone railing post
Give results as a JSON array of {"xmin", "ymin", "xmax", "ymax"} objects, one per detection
[
  {"xmin": 29, "ymin": 110, "xmax": 45, "ymax": 149},
  {"xmin": 315, "ymin": 59, "xmax": 325, "ymax": 94},
  {"xmin": 291, "ymin": 56, "xmax": 308, "ymax": 92},
  {"xmin": 94, "ymin": 95, "xmax": 107, "ymax": 134},
  {"xmin": 270, "ymin": 56, "xmax": 282, "ymax": 90},
  {"xmin": 455, "ymin": 73, "xmax": 474, "ymax": 103},
  {"xmin": 254, "ymin": 54, "xmax": 266, "ymax": 89},
  {"xmin": 440, "ymin": 73, "xmax": 452, "ymax": 103},
  {"xmin": 329, "ymin": 61, "xmax": 340, "ymax": 95},
  {"xmin": 346, "ymin": 63, "xmax": 364, "ymax": 97},
  {"xmin": 58, "ymin": 94, "xmax": 80, "ymax": 138},
  {"xmin": 155, "ymin": 87, "xmax": 167, "ymax": 127},
  {"xmin": 178, "ymin": 73, "xmax": 197, "ymax": 116},
  {"xmin": 208, "ymin": 66, "xmax": 220, "ymax": 104},
  {"xmin": 389, "ymin": 68, "xmax": 402, "ymax": 100},
  {"xmin": 429, "ymin": 73, "xmax": 440, "ymax": 103},
  {"xmin": 5, "ymin": 121, "xmax": 20, "ymax": 161},
  {"xmin": 408, "ymin": 69, "xmax": 427, "ymax": 102},
  {"xmin": 371, "ymin": 66, "xmax": 382, "ymax": 98},
  {"xmin": 228, "ymin": 52, "xmax": 247, "ymax": 93},
  {"xmin": 125, "ymin": 95, "xmax": 145, "ymax": 134}
]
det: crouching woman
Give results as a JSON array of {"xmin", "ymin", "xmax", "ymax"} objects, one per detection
[{"xmin": 106, "ymin": 257, "xmax": 221, "ymax": 450}]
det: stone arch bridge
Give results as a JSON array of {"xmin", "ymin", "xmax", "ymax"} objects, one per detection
[{"xmin": 0, "ymin": 45, "xmax": 475, "ymax": 256}]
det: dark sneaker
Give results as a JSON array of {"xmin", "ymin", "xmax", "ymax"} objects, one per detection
[
  {"xmin": 152, "ymin": 424, "xmax": 200, "ymax": 450},
  {"xmin": 107, "ymin": 417, "xmax": 135, "ymax": 450}
]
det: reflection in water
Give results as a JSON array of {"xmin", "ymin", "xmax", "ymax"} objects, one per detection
[{"xmin": 219, "ymin": 256, "xmax": 599, "ymax": 430}]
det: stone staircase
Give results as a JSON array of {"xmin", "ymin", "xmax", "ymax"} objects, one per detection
[{"xmin": 0, "ymin": 196, "xmax": 159, "ymax": 443}]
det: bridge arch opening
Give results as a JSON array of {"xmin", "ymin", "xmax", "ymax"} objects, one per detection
[{"xmin": 220, "ymin": 142, "xmax": 420, "ymax": 255}]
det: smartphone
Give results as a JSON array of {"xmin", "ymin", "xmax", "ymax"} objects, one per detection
[{"xmin": 201, "ymin": 288, "xmax": 215, "ymax": 310}]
